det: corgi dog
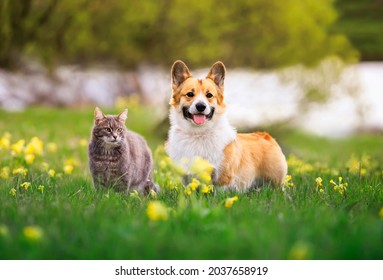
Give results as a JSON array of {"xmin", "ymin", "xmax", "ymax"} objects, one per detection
[{"xmin": 166, "ymin": 60, "xmax": 287, "ymax": 190}]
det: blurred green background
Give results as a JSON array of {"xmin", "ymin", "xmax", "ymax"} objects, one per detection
[{"xmin": 2, "ymin": 0, "xmax": 381, "ymax": 70}]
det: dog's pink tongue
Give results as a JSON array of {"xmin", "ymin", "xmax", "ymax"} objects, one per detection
[{"xmin": 193, "ymin": 114, "xmax": 206, "ymax": 125}]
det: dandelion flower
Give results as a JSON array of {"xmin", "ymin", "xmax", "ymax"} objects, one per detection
[
  {"xmin": 146, "ymin": 201, "xmax": 168, "ymax": 221},
  {"xmin": 9, "ymin": 188, "xmax": 16, "ymax": 197},
  {"xmin": 225, "ymin": 196, "xmax": 239, "ymax": 208},
  {"xmin": 23, "ymin": 226, "xmax": 44, "ymax": 242},
  {"xmin": 48, "ymin": 169, "xmax": 56, "ymax": 178},
  {"xmin": 25, "ymin": 154, "xmax": 35, "ymax": 165},
  {"xmin": 20, "ymin": 182, "xmax": 31, "ymax": 191},
  {"xmin": 47, "ymin": 142, "xmax": 58, "ymax": 153},
  {"xmin": 63, "ymin": 164, "xmax": 74, "ymax": 175},
  {"xmin": 0, "ymin": 167, "xmax": 10, "ymax": 179}
]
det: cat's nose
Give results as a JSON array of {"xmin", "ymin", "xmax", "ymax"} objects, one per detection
[{"xmin": 112, "ymin": 134, "xmax": 117, "ymax": 140}]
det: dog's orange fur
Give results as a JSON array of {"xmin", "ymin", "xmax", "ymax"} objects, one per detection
[{"xmin": 218, "ymin": 132, "xmax": 286, "ymax": 188}]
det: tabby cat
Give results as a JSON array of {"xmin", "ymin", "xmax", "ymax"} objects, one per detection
[{"xmin": 88, "ymin": 107, "xmax": 159, "ymax": 194}]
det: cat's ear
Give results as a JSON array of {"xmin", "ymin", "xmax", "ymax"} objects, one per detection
[
  {"xmin": 117, "ymin": 108, "xmax": 128, "ymax": 123},
  {"xmin": 94, "ymin": 107, "xmax": 106, "ymax": 123}
]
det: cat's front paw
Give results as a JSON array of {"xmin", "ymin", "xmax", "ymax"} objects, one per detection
[{"xmin": 144, "ymin": 179, "xmax": 160, "ymax": 195}]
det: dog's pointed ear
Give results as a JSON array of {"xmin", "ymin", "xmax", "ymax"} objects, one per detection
[
  {"xmin": 171, "ymin": 60, "xmax": 192, "ymax": 88},
  {"xmin": 117, "ymin": 108, "xmax": 128, "ymax": 123},
  {"xmin": 207, "ymin": 61, "xmax": 226, "ymax": 88},
  {"xmin": 94, "ymin": 107, "xmax": 106, "ymax": 123}
]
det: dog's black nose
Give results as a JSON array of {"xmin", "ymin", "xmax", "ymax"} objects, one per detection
[{"xmin": 196, "ymin": 102, "xmax": 206, "ymax": 112}]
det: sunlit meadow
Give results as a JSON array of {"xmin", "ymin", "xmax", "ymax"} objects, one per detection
[{"xmin": 0, "ymin": 103, "xmax": 382, "ymax": 259}]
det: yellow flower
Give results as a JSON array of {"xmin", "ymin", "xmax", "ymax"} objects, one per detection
[
  {"xmin": 0, "ymin": 136, "xmax": 10, "ymax": 150},
  {"xmin": 319, "ymin": 189, "xmax": 324, "ymax": 193},
  {"xmin": 64, "ymin": 158, "xmax": 79, "ymax": 167},
  {"xmin": 288, "ymin": 241, "xmax": 311, "ymax": 260},
  {"xmin": 189, "ymin": 157, "xmax": 214, "ymax": 184},
  {"xmin": 146, "ymin": 201, "xmax": 169, "ymax": 221},
  {"xmin": 37, "ymin": 185, "xmax": 44, "ymax": 194},
  {"xmin": 184, "ymin": 187, "xmax": 192, "ymax": 196},
  {"xmin": 40, "ymin": 162, "xmax": 49, "ymax": 171},
  {"xmin": 159, "ymin": 160, "xmax": 167, "ymax": 169},
  {"xmin": 46, "ymin": 142, "xmax": 58, "ymax": 153},
  {"xmin": 188, "ymin": 178, "xmax": 200, "ymax": 191},
  {"xmin": 285, "ymin": 175, "xmax": 294, "ymax": 188},
  {"xmin": 225, "ymin": 196, "xmax": 239, "ymax": 208},
  {"xmin": 25, "ymin": 154, "xmax": 35, "ymax": 164},
  {"xmin": 24, "ymin": 137, "xmax": 43, "ymax": 156},
  {"xmin": 200, "ymin": 184, "xmax": 214, "ymax": 194},
  {"xmin": 287, "ymin": 154, "xmax": 314, "ymax": 173},
  {"xmin": 315, "ymin": 177, "xmax": 323, "ymax": 187},
  {"xmin": 0, "ymin": 167, "xmax": 10, "ymax": 179},
  {"xmin": 330, "ymin": 177, "xmax": 348, "ymax": 195},
  {"xmin": 12, "ymin": 167, "xmax": 28, "ymax": 177},
  {"xmin": 48, "ymin": 169, "xmax": 56, "ymax": 178},
  {"xmin": 379, "ymin": 207, "xmax": 383, "ymax": 219},
  {"xmin": 79, "ymin": 139, "xmax": 88, "ymax": 147},
  {"xmin": 0, "ymin": 224, "xmax": 10, "ymax": 238},
  {"xmin": 11, "ymin": 139, "xmax": 25, "ymax": 155},
  {"xmin": 115, "ymin": 95, "xmax": 140, "ymax": 111},
  {"xmin": 63, "ymin": 164, "xmax": 74, "ymax": 175},
  {"xmin": 20, "ymin": 182, "xmax": 31, "ymax": 191},
  {"xmin": 9, "ymin": 188, "xmax": 16, "ymax": 197},
  {"xmin": 23, "ymin": 226, "xmax": 44, "ymax": 242}
]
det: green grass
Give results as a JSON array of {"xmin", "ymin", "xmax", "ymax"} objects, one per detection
[{"xmin": 0, "ymin": 106, "xmax": 382, "ymax": 260}]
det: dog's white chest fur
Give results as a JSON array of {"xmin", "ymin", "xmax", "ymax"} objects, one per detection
[{"xmin": 167, "ymin": 110, "xmax": 236, "ymax": 173}]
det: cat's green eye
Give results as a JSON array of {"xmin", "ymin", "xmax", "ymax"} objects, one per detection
[{"xmin": 105, "ymin": 128, "xmax": 112, "ymax": 132}]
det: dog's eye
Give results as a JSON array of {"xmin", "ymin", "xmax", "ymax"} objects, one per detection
[
  {"xmin": 206, "ymin": 92, "xmax": 213, "ymax": 98},
  {"xmin": 186, "ymin": 92, "xmax": 194, "ymax": 98}
]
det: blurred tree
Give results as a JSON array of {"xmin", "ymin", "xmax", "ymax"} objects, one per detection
[
  {"xmin": 333, "ymin": 0, "xmax": 383, "ymax": 61},
  {"xmin": 0, "ymin": 0, "xmax": 357, "ymax": 69}
]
